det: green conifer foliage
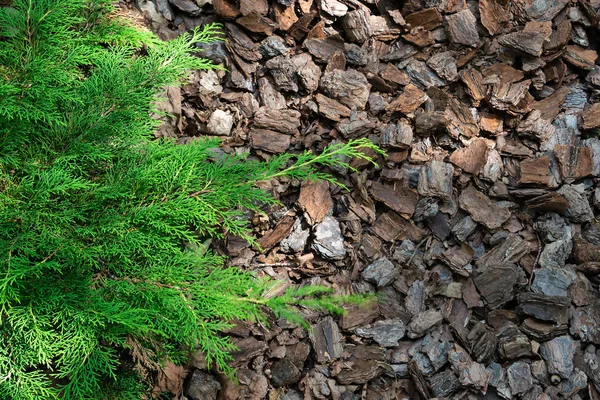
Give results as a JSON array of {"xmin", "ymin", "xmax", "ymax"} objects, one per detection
[{"xmin": 0, "ymin": 1, "xmax": 381, "ymax": 398}]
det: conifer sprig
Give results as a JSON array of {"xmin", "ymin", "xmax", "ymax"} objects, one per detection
[{"xmin": 0, "ymin": 1, "xmax": 381, "ymax": 398}]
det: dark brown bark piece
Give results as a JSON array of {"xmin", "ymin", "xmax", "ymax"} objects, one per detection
[
  {"xmin": 249, "ymin": 129, "xmax": 291, "ymax": 153},
  {"xmin": 381, "ymin": 63, "xmax": 411, "ymax": 86},
  {"xmin": 405, "ymin": 8, "xmax": 443, "ymax": 30},
  {"xmin": 417, "ymin": 161, "xmax": 454, "ymax": 201},
  {"xmin": 525, "ymin": 192, "xmax": 570, "ymax": 213},
  {"xmin": 256, "ymin": 215, "xmax": 295, "ymax": 250},
  {"xmin": 369, "ymin": 181, "xmax": 418, "ymax": 217},
  {"xmin": 315, "ymin": 93, "xmax": 352, "ymax": 121},
  {"xmin": 309, "ymin": 317, "xmax": 343, "ymax": 363},
  {"xmin": 474, "ymin": 264, "xmax": 524, "ymax": 308},
  {"xmin": 320, "ymin": 69, "xmax": 371, "ymax": 110},
  {"xmin": 304, "ymin": 35, "xmax": 345, "ymax": 63},
  {"xmin": 445, "ymin": 97, "xmax": 480, "ymax": 138},
  {"xmin": 518, "ymin": 293, "xmax": 570, "ymax": 324},
  {"xmin": 554, "ymin": 145, "xmax": 594, "ymax": 182},
  {"xmin": 340, "ymin": 9, "xmax": 372, "ymax": 43},
  {"xmin": 445, "ymin": 9, "xmax": 480, "ymax": 47},
  {"xmin": 254, "ymin": 107, "xmax": 301, "ymax": 134},
  {"xmin": 239, "ymin": 0, "xmax": 268, "ymax": 16},
  {"xmin": 236, "ymin": 13, "xmax": 278, "ymax": 35},
  {"xmin": 519, "ymin": 156, "xmax": 561, "ymax": 188},
  {"xmin": 459, "ymin": 185, "xmax": 511, "ymax": 230},
  {"xmin": 498, "ymin": 31, "xmax": 545, "ymax": 57},
  {"xmin": 459, "ymin": 69, "xmax": 486, "ymax": 105},
  {"xmin": 532, "ymin": 86, "xmax": 569, "ymax": 121}
]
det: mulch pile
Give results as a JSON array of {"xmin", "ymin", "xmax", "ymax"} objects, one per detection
[{"xmin": 129, "ymin": 0, "xmax": 600, "ymax": 398}]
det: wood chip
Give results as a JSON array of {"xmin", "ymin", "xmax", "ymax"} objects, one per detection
[
  {"xmin": 254, "ymin": 107, "xmax": 301, "ymax": 134},
  {"xmin": 554, "ymin": 145, "xmax": 594, "ymax": 182},
  {"xmin": 405, "ymin": 8, "xmax": 443, "ymax": 30},
  {"xmin": 458, "ymin": 185, "xmax": 511, "ymax": 230},
  {"xmin": 249, "ymin": 129, "xmax": 291, "ymax": 153},
  {"xmin": 479, "ymin": 0, "xmax": 510, "ymax": 35},
  {"xmin": 445, "ymin": 9, "xmax": 480, "ymax": 47},
  {"xmin": 519, "ymin": 156, "xmax": 561, "ymax": 188},
  {"xmin": 386, "ymin": 84, "xmax": 428, "ymax": 114},
  {"xmin": 563, "ymin": 45, "xmax": 599, "ymax": 70},
  {"xmin": 449, "ymin": 138, "xmax": 489, "ymax": 174},
  {"xmin": 315, "ymin": 93, "xmax": 352, "ymax": 121},
  {"xmin": 580, "ymin": 103, "xmax": 600, "ymax": 130},
  {"xmin": 369, "ymin": 181, "xmax": 418, "ymax": 217},
  {"xmin": 299, "ymin": 180, "xmax": 332, "ymax": 224}
]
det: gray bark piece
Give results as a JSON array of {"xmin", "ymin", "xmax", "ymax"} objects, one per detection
[
  {"xmin": 320, "ymin": 69, "xmax": 371, "ymax": 110},
  {"xmin": 340, "ymin": 9, "xmax": 372, "ymax": 43},
  {"xmin": 570, "ymin": 305, "xmax": 600, "ymax": 344},
  {"xmin": 355, "ymin": 319, "xmax": 406, "ymax": 347},
  {"xmin": 532, "ymin": 267, "xmax": 576, "ymax": 297},
  {"xmin": 429, "ymin": 370, "xmax": 460, "ymax": 397},
  {"xmin": 406, "ymin": 59, "xmax": 447, "ymax": 88},
  {"xmin": 361, "ymin": 258, "xmax": 397, "ymax": 287},
  {"xmin": 526, "ymin": 0, "xmax": 569, "ymax": 21},
  {"xmin": 558, "ymin": 185, "xmax": 594, "ymax": 223},
  {"xmin": 405, "ymin": 280, "xmax": 426, "ymax": 315},
  {"xmin": 427, "ymin": 51, "xmax": 458, "ymax": 82},
  {"xmin": 445, "ymin": 9, "xmax": 480, "ymax": 47},
  {"xmin": 185, "ymin": 370, "xmax": 221, "ymax": 400},
  {"xmin": 540, "ymin": 336, "xmax": 576, "ymax": 378},
  {"xmin": 534, "ymin": 213, "xmax": 569, "ymax": 243},
  {"xmin": 418, "ymin": 161, "xmax": 454, "ymax": 201},
  {"xmin": 498, "ymin": 31, "xmax": 545, "ymax": 57},
  {"xmin": 266, "ymin": 56, "xmax": 299, "ymax": 92},
  {"xmin": 311, "ymin": 216, "xmax": 346, "ymax": 260},
  {"xmin": 539, "ymin": 236, "xmax": 573, "ymax": 269},
  {"xmin": 452, "ymin": 216, "xmax": 477, "ymax": 241},
  {"xmin": 309, "ymin": 317, "xmax": 343, "ymax": 363},
  {"xmin": 518, "ymin": 293, "xmax": 570, "ymax": 324},
  {"xmin": 408, "ymin": 310, "xmax": 443, "ymax": 338},
  {"xmin": 507, "ymin": 361, "xmax": 533, "ymax": 395},
  {"xmin": 474, "ymin": 264, "xmax": 525, "ymax": 309},
  {"xmin": 169, "ymin": 0, "xmax": 201, "ymax": 15},
  {"xmin": 476, "ymin": 234, "xmax": 529, "ymax": 269}
]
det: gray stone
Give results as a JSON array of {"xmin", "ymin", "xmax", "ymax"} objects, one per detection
[
  {"xmin": 540, "ymin": 335, "xmax": 576, "ymax": 378},
  {"xmin": 206, "ymin": 109, "xmax": 234, "ymax": 136},
  {"xmin": 355, "ymin": 318, "xmax": 406, "ymax": 347},
  {"xmin": 281, "ymin": 219, "xmax": 309, "ymax": 253},
  {"xmin": 558, "ymin": 369, "xmax": 588, "ymax": 396},
  {"xmin": 361, "ymin": 258, "xmax": 397, "ymax": 287},
  {"xmin": 185, "ymin": 370, "xmax": 221, "ymax": 400},
  {"xmin": 311, "ymin": 217, "xmax": 346, "ymax": 260},
  {"xmin": 507, "ymin": 361, "xmax": 533, "ymax": 395}
]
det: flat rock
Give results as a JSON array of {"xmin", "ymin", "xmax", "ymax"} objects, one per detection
[
  {"xmin": 311, "ymin": 216, "xmax": 346, "ymax": 260},
  {"xmin": 361, "ymin": 258, "xmax": 397, "ymax": 287},
  {"xmin": 458, "ymin": 185, "xmax": 511, "ymax": 230},
  {"xmin": 207, "ymin": 109, "xmax": 234, "ymax": 136}
]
